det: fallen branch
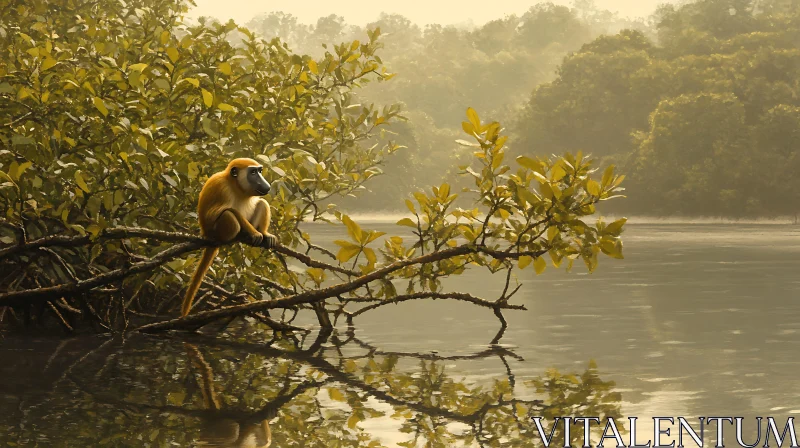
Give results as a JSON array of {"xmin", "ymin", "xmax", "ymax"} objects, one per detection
[
  {"xmin": 134, "ymin": 245, "xmax": 542, "ymax": 333},
  {"xmin": 345, "ymin": 291, "xmax": 525, "ymax": 319}
]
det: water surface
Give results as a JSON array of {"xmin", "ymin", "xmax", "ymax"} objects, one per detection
[{"xmin": 2, "ymin": 223, "xmax": 799, "ymax": 446}]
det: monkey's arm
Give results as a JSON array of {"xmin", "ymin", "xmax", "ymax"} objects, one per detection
[
  {"xmin": 252, "ymin": 199, "xmax": 277, "ymax": 248},
  {"xmin": 216, "ymin": 209, "xmax": 265, "ymax": 245}
]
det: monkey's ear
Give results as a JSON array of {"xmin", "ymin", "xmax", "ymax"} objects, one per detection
[{"xmin": 230, "ymin": 167, "xmax": 238, "ymax": 178}]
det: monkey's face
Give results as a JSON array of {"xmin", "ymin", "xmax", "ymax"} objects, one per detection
[{"xmin": 230, "ymin": 164, "xmax": 271, "ymax": 197}]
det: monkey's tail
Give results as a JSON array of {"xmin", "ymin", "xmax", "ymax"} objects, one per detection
[{"xmin": 181, "ymin": 247, "xmax": 219, "ymax": 316}]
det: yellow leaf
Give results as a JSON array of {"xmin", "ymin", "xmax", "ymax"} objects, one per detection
[
  {"xmin": 547, "ymin": 226, "xmax": 559, "ymax": 242},
  {"xmin": 218, "ymin": 61, "xmax": 231, "ymax": 75},
  {"xmin": 307, "ymin": 59, "xmax": 318, "ymax": 74},
  {"xmin": 166, "ymin": 47, "xmax": 179, "ymax": 63},
  {"xmin": 336, "ymin": 245, "xmax": 361, "ymax": 263},
  {"xmin": 327, "ymin": 388, "xmax": 346, "ymax": 402},
  {"xmin": 397, "ymin": 218, "xmax": 416, "ymax": 227},
  {"xmin": 462, "ymin": 121, "xmax": 475, "ymax": 135},
  {"xmin": 182, "ymin": 77, "xmax": 199, "ymax": 88},
  {"xmin": 365, "ymin": 230, "xmax": 386, "ymax": 244},
  {"xmin": 602, "ymin": 165, "xmax": 615, "ymax": 187},
  {"xmin": 93, "ymin": 97, "xmax": 108, "ymax": 116},
  {"xmin": 604, "ymin": 218, "xmax": 627, "ymax": 235},
  {"xmin": 341, "ymin": 215, "xmax": 363, "ymax": 243},
  {"xmin": 466, "ymin": 107, "xmax": 480, "ymax": 129},
  {"xmin": 217, "ymin": 103, "xmax": 236, "ymax": 112},
  {"xmin": 518, "ymin": 255, "xmax": 533, "ymax": 269},
  {"xmin": 517, "ymin": 155, "xmax": 539, "ymax": 171},
  {"xmin": 586, "ymin": 179, "xmax": 601, "ymax": 196},
  {"xmin": 128, "ymin": 63, "xmax": 148, "ymax": 72},
  {"xmin": 551, "ymin": 165, "xmax": 566, "ymax": 182},
  {"xmin": 41, "ymin": 57, "xmax": 57, "ymax": 71},
  {"xmin": 201, "ymin": 89, "xmax": 213, "ymax": 107},
  {"xmin": 363, "ymin": 247, "xmax": 376, "ymax": 265},
  {"xmin": 347, "ymin": 413, "xmax": 360, "ymax": 430},
  {"xmin": 75, "ymin": 171, "xmax": 90, "ymax": 192},
  {"xmin": 534, "ymin": 256, "xmax": 547, "ymax": 275}
]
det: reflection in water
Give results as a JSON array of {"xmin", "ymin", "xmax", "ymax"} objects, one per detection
[
  {"xmin": 0, "ymin": 325, "xmax": 621, "ymax": 447},
  {"xmin": 185, "ymin": 343, "xmax": 272, "ymax": 447}
]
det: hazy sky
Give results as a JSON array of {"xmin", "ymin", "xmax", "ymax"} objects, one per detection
[{"xmin": 189, "ymin": 0, "xmax": 668, "ymax": 27}]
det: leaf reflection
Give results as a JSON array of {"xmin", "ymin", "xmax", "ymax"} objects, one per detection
[{"xmin": 0, "ymin": 328, "xmax": 622, "ymax": 447}]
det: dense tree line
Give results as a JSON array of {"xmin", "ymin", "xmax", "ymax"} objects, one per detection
[
  {"xmin": 245, "ymin": 3, "xmax": 645, "ymax": 210},
  {"xmin": 248, "ymin": 0, "xmax": 800, "ymax": 218},
  {"xmin": 516, "ymin": 0, "xmax": 800, "ymax": 218}
]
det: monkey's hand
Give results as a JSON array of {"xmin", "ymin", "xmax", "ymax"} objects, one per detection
[{"xmin": 262, "ymin": 232, "xmax": 278, "ymax": 249}]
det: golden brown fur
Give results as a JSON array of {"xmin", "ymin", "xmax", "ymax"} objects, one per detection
[{"xmin": 181, "ymin": 158, "xmax": 277, "ymax": 317}]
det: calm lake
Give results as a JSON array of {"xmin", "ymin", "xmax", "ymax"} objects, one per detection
[{"xmin": 2, "ymin": 223, "xmax": 800, "ymax": 447}]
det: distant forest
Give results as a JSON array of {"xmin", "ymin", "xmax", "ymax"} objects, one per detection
[{"xmin": 243, "ymin": 0, "xmax": 799, "ymax": 218}]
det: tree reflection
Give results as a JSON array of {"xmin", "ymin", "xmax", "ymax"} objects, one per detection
[{"xmin": 0, "ymin": 326, "xmax": 622, "ymax": 447}]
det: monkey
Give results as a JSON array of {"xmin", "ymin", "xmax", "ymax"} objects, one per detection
[{"xmin": 181, "ymin": 158, "xmax": 278, "ymax": 317}]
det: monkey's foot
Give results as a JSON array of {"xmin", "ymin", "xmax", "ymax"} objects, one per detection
[{"xmin": 262, "ymin": 233, "xmax": 278, "ymax": 249}]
